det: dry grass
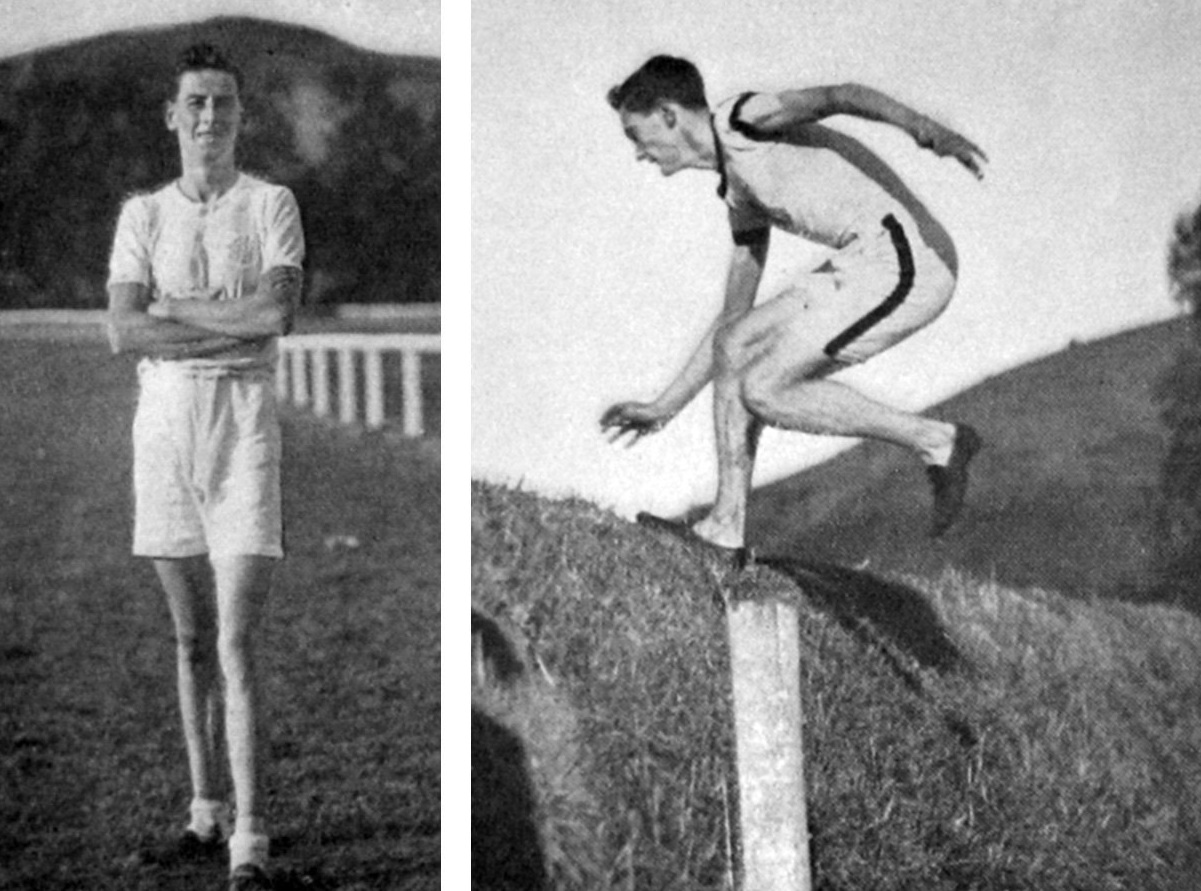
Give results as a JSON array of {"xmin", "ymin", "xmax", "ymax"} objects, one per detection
[{"xmin": 472, "ymin": 481, "xmax": 1201, "ymax": 890}]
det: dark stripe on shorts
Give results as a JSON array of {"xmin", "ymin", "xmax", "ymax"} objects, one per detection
[{"xmin": 823, "ymin": 214, "xmax": 915, "ymax": 359}]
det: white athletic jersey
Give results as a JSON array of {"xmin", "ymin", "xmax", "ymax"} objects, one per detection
[
  {"xmin": 108, "ymin": 173, "xmax": 305, "ymax": 370},
  {"xmin": 712, "ymin": 92, "xmax": 931, "ymax": 251}
]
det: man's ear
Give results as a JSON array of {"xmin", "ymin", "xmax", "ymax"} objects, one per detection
[
  {"xmin": 659, "ymin": 104, "xmax": 677, "ymax": 129},
  {"xmin": 164, "ymin": 100, "xmax": 177, "ymax": 132}
]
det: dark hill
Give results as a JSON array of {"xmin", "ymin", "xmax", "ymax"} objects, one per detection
[
  {"xmin": 745, "ymin": 318, "xmax": 1190, "ymax": 598},
  {"xmin": 0, "ymin": 16, "xmax": 438, "ymax": 308}
]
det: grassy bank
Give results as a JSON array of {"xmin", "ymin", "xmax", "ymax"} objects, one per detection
[
  {"xmin": 472, "ymin": 481, "xmax": 1201, "ymax": 890},
  {"xmin": 0, "ymin": 338, "xmax": 440, "ymax": 890},
  {"xmin": 749, "ymin": 319, "xmax": 1191, "ymax": 600}
]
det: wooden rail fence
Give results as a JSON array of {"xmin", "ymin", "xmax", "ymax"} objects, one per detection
[{"xmin": 276, "ymin": 332, "xmax": 441, "ymax": 436}]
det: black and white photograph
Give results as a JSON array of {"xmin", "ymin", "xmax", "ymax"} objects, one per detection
[
  {"xmin": 1, "ymin": 2, "xmax": 441, "ymax": 889},
  {"xmin": 471, "ymin": 2, "xmax": 1201, "ymax": 888}
]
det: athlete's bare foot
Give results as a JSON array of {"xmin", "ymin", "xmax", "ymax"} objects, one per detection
[
  {"xmin": 690, "ymin": 516, "xmax": 744, "ymax": 550},
  {"xmin": 636, "ymin": 513, "xmax": 752, "ymax": 570}
]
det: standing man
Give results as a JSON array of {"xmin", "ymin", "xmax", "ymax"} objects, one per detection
[
  {"xmin": 107, "ymin": 43, "xmax": 303, "ymax": 891},
  {"xmin": 601, "ymin": 56, "xmax": 987, "ymax": 561}
]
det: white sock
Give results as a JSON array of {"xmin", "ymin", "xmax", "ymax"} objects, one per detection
[
  {"xmin": 228, "ymin": 821, "xmax": 270, "ymax": 870},
  {"xmin": 188, "ymin": 798, "xmax": 230, "ymax": 840}
]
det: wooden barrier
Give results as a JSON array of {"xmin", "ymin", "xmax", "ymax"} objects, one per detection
[
  {"xmin": 726, "ymin": 596, "xmax": 812, "ymax": 890},
  {"xmin": 277, "ymin": 332, "xmax": 440, "ymax": 436}
]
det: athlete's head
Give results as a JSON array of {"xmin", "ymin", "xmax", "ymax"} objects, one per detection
[
  {"xmin": 165, "ymin": 43, "xmax": 244, "ymax": 164},
  {"xmin": 169, "ymin": 43, "xmax": 244, "ymax": 99},
  {"xmin": 607, "ymin": 55, "xmax": 708, "ymax": 115},
  {"xmin": 608, "ymin": 56, "xmax": 711, "ymax": 177}
]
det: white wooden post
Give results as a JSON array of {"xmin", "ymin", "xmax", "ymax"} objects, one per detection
[
  {"xmin": 289, "ymin": 346, "xmax": 308, "ymax": 407},
  {"xmin": 726, "ymin": 597, "xmax": 812, "ymax": 891},
  {"xmin": 337, "ymin": 348, "xmax": 357, "ymax": 425},
  {"xmin": 401, "ymin": 349, "xmax": 423, "ymax": 437},
  {"xmin": 364, "ymin": 347, "xmax": 385, "ymax": 429},
  {"xmin": 312, "ymin": 348, "xmax": 331, "ymax": 418},
  {"xmin": 276, "ymin": 348, "xmax": 290, "ymax": 400}
]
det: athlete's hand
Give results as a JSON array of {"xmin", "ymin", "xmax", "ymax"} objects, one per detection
[
  {"xmin": 600, "ymin": 401, "xmax": 671, "ymax": 447},
  {"xmin": 913, "ymin": 117, "xmax": 988, "ymax": 180}
]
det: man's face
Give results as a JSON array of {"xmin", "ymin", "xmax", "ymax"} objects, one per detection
[
  {"xmin": 620, "ymin": 105, "xmax": 689, "ymax": 176},
  {"xmin": 166, "ymin": 69, "xmax": 242, "ymax": 161}
]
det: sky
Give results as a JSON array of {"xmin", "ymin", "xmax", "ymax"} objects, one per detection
[{"xmin": 472, "ymin": 0, "xmax": 1201, "ymax": 518}]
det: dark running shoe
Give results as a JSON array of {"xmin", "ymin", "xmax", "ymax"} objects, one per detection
[
  {"xmin": 131, "ymin": 829, "xmax": 224, "ymax": 867},
  {"xmin": 927, "ymin": 424, "xmax": 983, "ymax": 538},
  {"xmin": 636, "ymin": 512, "xmax": 753, "ymax": 570},
  {"xmin": 229, "ymin": 863, "xmax": 273, "ymax": 890}
]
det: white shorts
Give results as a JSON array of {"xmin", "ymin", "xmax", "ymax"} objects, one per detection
[
  {"xmin": 785, "ymin": 214, "xmax": 956, "ymax": 366},
  {"xmin": 132, "ymin": 360, "xmax": 283, "ymax": 559}
]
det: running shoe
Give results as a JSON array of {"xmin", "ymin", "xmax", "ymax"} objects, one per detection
[
  {"xmin": 228, "ymin": 863, "xmax": 273, "ymax": 890},
  {"xmin": 927, "ymin": 424, "xmax": 983, "ymax": 538}
]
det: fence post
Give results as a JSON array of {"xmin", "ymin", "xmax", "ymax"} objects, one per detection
[
  {"xmin": 364, "ymin": 347, "xmax": 385, "ymax": 429},
  {"xmin": 276, "ymin": 348, "xmax": 290, "ymax": 401},
  {"xmin": 726, "ymin": 596, "xmax": 811, "ymax": 891},
  {"xmin": 402, "ymin": 349, "xmax": 423, "ymax": 436},
  {"xmin": 289, "ymin": 346, "xmax": 309, "ymax": 407},
  {"xmin": 337, "ymin": 348, "xmax": 357, "ymax": 425},
  {"xmin": 312, "ymin": 348, "xmax": 331, "ymax": 418}
]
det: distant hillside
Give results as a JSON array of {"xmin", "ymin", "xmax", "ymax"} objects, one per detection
[
  {"xmin": 745, "ymin": 318, "xmax": 1191, "ymax": 599},
  {"xmin": 0, "ymin": 16, "xmax": 438, "ymax": 309}
]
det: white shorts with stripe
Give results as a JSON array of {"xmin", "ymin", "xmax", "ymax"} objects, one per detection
[{"xmin": 782, "ymin": 214, "xmax": 956, "ymax": 366}]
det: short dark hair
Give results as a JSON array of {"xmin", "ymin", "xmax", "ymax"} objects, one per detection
[
  {"xmin": 170, "ymin": 42, "xmax": 243, "ymax": 99},
  {"xmin": 607, "ymin": 55, "xmax": 708, "ymax": 113}
]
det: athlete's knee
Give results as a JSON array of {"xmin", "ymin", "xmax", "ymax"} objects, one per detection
[
  {"xmin": 740, "ymin": 368, "xmax": 788, "ymax": 423},
  {"xmin": 176, "ymin": 627, "xmax": 217, "ymax": 670},
  {"xmin": 741, "ymin": 359, "xmax": 835, "ymax": 428},
  {"xmin": 216, "ymin": 626, "xmax": 256, "ymax": 681},
  {"xmin": 713, "ymin": 319, "xmax": 754, "ymax": 376}
]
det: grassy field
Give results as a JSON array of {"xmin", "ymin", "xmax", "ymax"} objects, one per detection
[
  {"xmin": 0, "ymin": 332, "xmax": 440, "ymax": 890},
  {"xmin": 473, "ymin": 355, "xmax": 1201, "ymax": 891}
]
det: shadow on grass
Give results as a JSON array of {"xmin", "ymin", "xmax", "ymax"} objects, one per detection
[
  {"xmin": 471, "ymin": 707, "xmax": 547, "ymax": 891},
  {"xmin": 759, "ymin": 556, "xmax": 964, "ymax": 677},
  {"xmin": 471, "ymin": 609, "xmax": 525, "ymax": 686}
]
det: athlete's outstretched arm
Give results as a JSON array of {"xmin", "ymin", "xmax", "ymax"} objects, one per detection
[
  {"xmin": 747, "ymin": 85, "xmax": 988, "ymax": 179},
  {"xmin": 601, "ymin": 232, "xmax": 770, "ymax": 445},
  {"xmin": 107, "ymin": 282, "xmax": 249, "ymax": 359},
  {"xmin": 148, "ymin": 266, "xmax": 301, "ymax": 338}
]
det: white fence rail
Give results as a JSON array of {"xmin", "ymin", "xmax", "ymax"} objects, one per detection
[{"xmin": 277, "ymin": 332, "xmax": 441, "ymax": 436}]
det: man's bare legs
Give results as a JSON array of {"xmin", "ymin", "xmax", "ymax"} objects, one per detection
[
  {"xmin": 690, "ymin": 296, "xmax": 958, "ymax": 549},
  {"xmin": 156, "ymin": 554, "xmax": 274, "ymax": 867},
  {"xmin": 691, "ymin": 336, "xmax": 766, "ymax": 549},
  {"xmin": 212, "ymin": 555, "xmax": 275, "ymax": 869},
  {"xmin": 156, "ymin": 556, "xmax": 223, "ymax": 831}
]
